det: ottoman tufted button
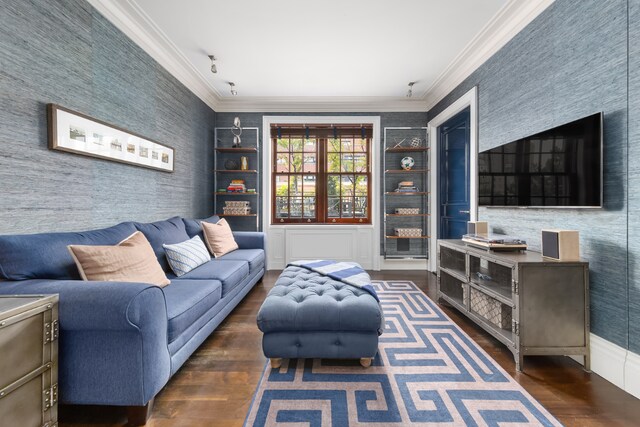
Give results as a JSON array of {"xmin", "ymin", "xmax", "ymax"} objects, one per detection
[
  {"xmin": 335, "ymin": 340, "xmax": 340, "ymax": 345},
  {"xmin": 295, "ymin": 342, "xmax": 301, "ymax": 347}
]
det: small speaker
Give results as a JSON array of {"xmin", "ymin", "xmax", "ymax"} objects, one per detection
[
  {"xmin": 467, "ymin": 221, "xmax": 488, "ymax": 235},
  {"xmin": 541, "ymin": 230, "xmax": 580, "ymax": 261}
]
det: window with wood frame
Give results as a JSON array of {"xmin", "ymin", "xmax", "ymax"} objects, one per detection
[{"xmin": 271, "ymin": 124, "xmax": 372, "ymax": 224}]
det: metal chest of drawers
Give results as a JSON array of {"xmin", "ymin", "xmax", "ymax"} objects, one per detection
[{"xmin": 0, "ymin": 295, "xmax": 59, "ymax": 427}]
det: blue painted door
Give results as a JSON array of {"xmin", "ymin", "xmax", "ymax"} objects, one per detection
[{"xmin": 439, "ymin": 107, "xmax": 471, "ymax": 239}]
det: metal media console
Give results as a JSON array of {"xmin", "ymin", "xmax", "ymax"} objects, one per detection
[{"xmin": 437, "ymin": 239, "xmax": 590, "ymax": 372}]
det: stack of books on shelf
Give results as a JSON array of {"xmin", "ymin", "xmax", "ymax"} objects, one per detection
[
  {"xmin": 395, "ymin": 181, "xmax": 418, "ymax": 192},
  {"xmin": 227, "ymin": 179, "xmax": 246, "ymax": 193}
]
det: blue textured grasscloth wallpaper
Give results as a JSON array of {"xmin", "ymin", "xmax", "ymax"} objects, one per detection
[
  {"xmin": 0, "ymin": 0, "xmax": 215, "ymax": 234},
  {"xmin": 628, "ymin": 0, "xmax": 640, "ymax": 354},
  {"xmin": 3, "ymin": 0, "xmax": 639, "ymax": 352},
  {"xmin": 215, "ymin": 112, "xmax": 428, "ymax": 242},
  {"xmin": 429, "ymin": 0, "xmax": 637, "ymax": 351}
]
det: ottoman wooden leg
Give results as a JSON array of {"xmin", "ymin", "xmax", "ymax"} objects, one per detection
[
  {"xmin": 360, "ymin": 357, "xmax": 373, "ymax": 368},
  {"xmin": 270, "ymin": 358, "xmax": 282, "ymax": 368}
]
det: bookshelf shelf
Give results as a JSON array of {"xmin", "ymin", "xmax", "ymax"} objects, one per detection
[
  {"xmin": 383, "ymin": 127, "xmax": 430, "ymax": 260},
  {"xmin": 214, "ymin": 126, "xmax": 261, "ymax": 231}
]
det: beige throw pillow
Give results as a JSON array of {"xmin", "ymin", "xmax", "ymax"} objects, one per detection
[
  {"xmin": 202, "ymin": 218, "xmax": 239, "ymax": 257},
  {"xmin": 68, "ymin": 231, "xmax": 170, "ymax": 287}
]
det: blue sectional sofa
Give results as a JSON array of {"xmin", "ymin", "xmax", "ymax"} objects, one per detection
[{"xmin": 0, "ymin": 216, "xmax": 265, "ymax": 424}]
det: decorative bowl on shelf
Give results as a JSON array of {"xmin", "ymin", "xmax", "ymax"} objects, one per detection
[
  {"xmin": 224, "ymin": 159, "xmax": 239, "ymax": 170},
  {"xmin": 400, "ymin": 156, "xmax": 415, "ymax": 170}
]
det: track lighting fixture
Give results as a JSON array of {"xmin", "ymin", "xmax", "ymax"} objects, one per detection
[
  {"xmin": 229, "ymin": 82, "xmax": 237, "ymax": 96},
  {"xmin": 208, "ymin": 55, "xmax": 217, "ymax": 74},
  {"xmin": 406, "ymin": 82, "xmax": 416, "ymax": 98}
]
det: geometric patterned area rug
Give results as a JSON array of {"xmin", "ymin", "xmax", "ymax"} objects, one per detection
[{"xmin": 245, "ymin": 281, "xmax": 561, "ymax": 426}]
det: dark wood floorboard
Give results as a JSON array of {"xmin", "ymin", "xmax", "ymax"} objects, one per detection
[{"xmin": 60, "ymin": 270, "xmax": 640, "ymax": 426}]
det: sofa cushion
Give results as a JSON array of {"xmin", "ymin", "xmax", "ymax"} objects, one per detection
[
  {"xmin": 166, "ymin": 259, "xmax": 249, "ymax": 297},
  {"xmin": 0, "ymin": 222, "xmax": 137, "ymax": 281},
  {"xmin": 68, "ymin": 231, "xmax": 170, "ymax": 287},
  {"xmin": 163, "ymin": 279, "xmax": 222, "ymax": 343},
  {"xmin": 163, "ymin": 236, "xmax": 211, "ymax": 277},
  {"xmin": 133, "ymin": 217, "xmax": 190, "ymax": 271},
  {"xmin": 182, "ymin": 215, "xmax": 220, "ymax": 239},
  {"xmin": 219, "ymin": 249, "xmax": 265, "ymax": 273}
]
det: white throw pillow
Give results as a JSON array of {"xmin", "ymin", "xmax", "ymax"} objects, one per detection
[{"xmin": 163, "ymin": 235, "xmax": 211, "ymax": 277}]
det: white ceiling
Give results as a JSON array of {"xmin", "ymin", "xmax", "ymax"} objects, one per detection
[
  {"xmin": 132, "ymin": 0, "xmax": 507, "ymax": 99},
  {"xmin": 89, "ymin": 0, "xmax": 553, "ymax": 111}
]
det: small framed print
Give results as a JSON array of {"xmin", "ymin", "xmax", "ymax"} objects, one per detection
[{"xmin": 47, "ymin": 104, "xmax": 175, "ymax": 172}]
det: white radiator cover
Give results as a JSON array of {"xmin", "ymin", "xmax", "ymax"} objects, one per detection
[{"xmin": 267, "ymin": 226, "xmax": 375, "ymax": 270}]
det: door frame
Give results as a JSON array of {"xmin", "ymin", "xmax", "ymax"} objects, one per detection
[{"xmin": 427, "ymin": 86, "xmax": 478, "ymax": 272}]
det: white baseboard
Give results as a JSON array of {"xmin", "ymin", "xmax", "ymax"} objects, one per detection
[
  {"xmin": 378, "ymin": 257, "xmax": 428, "ymax": 271},
  {"xmin": 625, "ymin": 350, "xmax": 640, "ymax": 399},
  {"xmin": 268, "ymin": 258, "xmax": 429, "ymax": 272},
  {"xmin": 589, "ymin": 333, "xmax": 640, "ymax": 400}
]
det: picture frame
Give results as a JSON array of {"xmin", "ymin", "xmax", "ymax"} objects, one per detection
[{"xmin": 47, "ymin": 104, "xmax": 175, "ymax": 172}]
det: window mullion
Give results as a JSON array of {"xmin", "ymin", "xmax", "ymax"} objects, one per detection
[{"xmin": 318, "ymin": 137, "xmax": 327, "ymax": 223}]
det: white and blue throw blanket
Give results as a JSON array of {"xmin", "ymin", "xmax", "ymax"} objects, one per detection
[{"xmin": 288, "ymin": 260, "xmax": 379, "ymax": 302}]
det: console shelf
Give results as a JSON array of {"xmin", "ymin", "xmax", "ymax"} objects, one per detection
[{"xmin": 437, "ymin": 239, "xmax": 590, "ymax": 372}]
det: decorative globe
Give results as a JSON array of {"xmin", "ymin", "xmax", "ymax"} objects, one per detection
[{"xmin": 400, "ymin": 156, "xmax": 415, "ymax": 170}]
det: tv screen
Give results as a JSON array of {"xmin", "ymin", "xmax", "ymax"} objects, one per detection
[{"xmin": 478, "ymin": 113, "xmax": 602, "ymax": 208}]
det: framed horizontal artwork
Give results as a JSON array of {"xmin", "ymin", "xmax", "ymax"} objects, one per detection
[{"xmin": 47, "ymin": 104, "xmax": 175, "ymax": 172}]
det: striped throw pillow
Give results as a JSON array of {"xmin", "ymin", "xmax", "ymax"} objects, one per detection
[{"xmin": 163, "ymin": 235, "xmax": 211, "ymax": 277}]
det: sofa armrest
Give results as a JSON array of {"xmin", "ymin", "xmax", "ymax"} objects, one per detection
[
  {"xmin": 0, "ymin": 279, "xmax": 165, "ymax": 330},
  {"xmin": 0, "ymin": 279, "xmax": 170, "ymax": 406},
  {"xmin": 233, "ymin": 231, "xmax": 265, "ymax": 250}
]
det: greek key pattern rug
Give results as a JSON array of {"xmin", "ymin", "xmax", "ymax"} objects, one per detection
[{"xmin": 245, "ymin": 281, "xmax": 561, "ymax": 426}]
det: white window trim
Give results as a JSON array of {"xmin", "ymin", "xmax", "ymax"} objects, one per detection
[
  {"xmin": 262, "ymin": 116, "xmax": 381, "ymax": 270},
  {"xmin": 427, "ymin": 86, "xmax": 479, "ymax": 272}
]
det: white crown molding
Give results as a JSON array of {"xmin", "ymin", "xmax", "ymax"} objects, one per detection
[
  {"xmin": 88, "ymin": 0, "xmax": 553, "ymax": 113},
  {"xmin": 86, "ymin": 0, "xmax": 223, "ymax": 111},
  {"xmin": 422, "ymin": 0, "xmax": 555, "ymax": 112},
  {"xmin": 215, "ymin": 96, "xmax": 428, "ymax": 113}
]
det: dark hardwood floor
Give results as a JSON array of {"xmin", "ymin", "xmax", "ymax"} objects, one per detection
[{"xmin": 60, "ymin": 270, "xmax": 640, "ymax": 426}]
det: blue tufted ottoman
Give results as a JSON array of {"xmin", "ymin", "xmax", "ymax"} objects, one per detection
[{"xmin": 257, "ymin": 265, "xmax": 384, "ymax": 368}]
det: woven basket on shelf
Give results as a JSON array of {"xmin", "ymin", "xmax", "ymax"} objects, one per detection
[
  {"xmin": 223, "ymin": 207, "xmax": 251, "ymax": 215},
  {"xmin": 395, "ymin": 208, "xmax": 420, "ymax": 215},
  {"xmin": 394, "ymin": 228, "xmax": 422, "ymax": 238},
  {"xmin": 225, "ymin": 201, "xmax": 250, "ymax": 208}
]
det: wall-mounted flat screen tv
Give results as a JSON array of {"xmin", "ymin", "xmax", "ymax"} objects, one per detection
[{"xmin": 478, "ymin": 112, "xmax": 602, "ymax": 208}]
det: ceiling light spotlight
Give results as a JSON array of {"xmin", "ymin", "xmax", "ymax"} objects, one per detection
[
  {"xmin": 229, "ymin": 82, "xmax": 237, "ymax": 96},
  {"xmin": 208, "ymin": 55, "xmax": 217, "ymax": 74},
  {"xmin": 406, "ymin": 82, "xmax": 416, "ymax": 98}
]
